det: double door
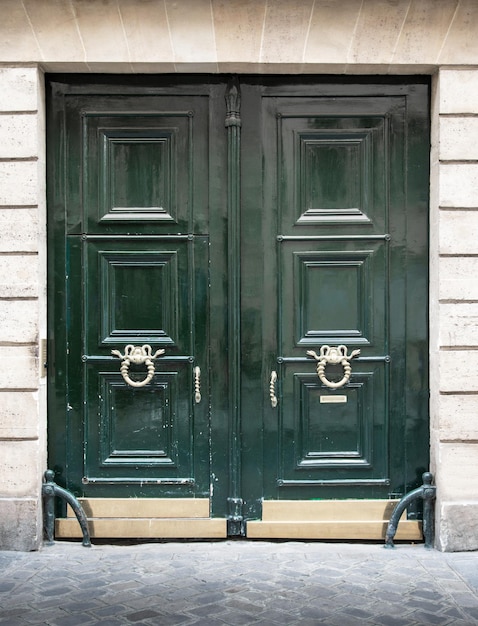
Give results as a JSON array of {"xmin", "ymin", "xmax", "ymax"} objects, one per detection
[{"xmin": 47, "ymin": 75, "xmax": 429, "ymax": 538}]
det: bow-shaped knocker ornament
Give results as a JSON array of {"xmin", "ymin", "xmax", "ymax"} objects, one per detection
[
  {"xmin": 111, "ymin": 344, "xmax": 165, "ymax": 388},
  {"xmin": 307, "ymin": 345, "xmax": 360, "ymax": 389}
]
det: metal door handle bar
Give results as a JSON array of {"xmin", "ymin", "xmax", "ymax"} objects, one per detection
[
  {"xmin": 307, "ymin": 345, "xmax": 360, "ymax": 389},
  {"xmin": 194, "ymin": 366, "xmax": 201, "ymax": 404},
  {"xmin": 270, "ymin": 370, "xmax": 278, "ymax": 408},
  {"xmin": 111, "ymin": 344, "xmax": 165, "ymax": 388}
]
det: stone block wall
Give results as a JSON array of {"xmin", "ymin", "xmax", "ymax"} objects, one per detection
[
  {"xmin": 0, "ymin": 0, "xmax": 478, "ymax": 551},
  {"xmin": 0, "ymin": 67, "xmax": 45, "ymax": 551},
  {"xmin": 432, "ymin": 70, "xmax": 478, "ymax": 552}
]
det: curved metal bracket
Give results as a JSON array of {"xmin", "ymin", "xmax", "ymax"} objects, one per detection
[
  {"xmin": 42, "ymin": 470, "xmax": 91, "ymax": 547},
  {"xmin": 307, "ymin": 345, "xmax": 360, "ymax": 389},
  {"xmin": 384, "ymin": 472, "xmax": 436, "ymax": 549},
  {"xmin": 111, "ymin": 344, "xmax": 165, "ymax": 388}
]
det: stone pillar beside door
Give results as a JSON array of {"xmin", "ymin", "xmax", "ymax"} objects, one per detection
[{"xmin": 0, "ymin": 67, "xmax": 45, "ymax": 551}]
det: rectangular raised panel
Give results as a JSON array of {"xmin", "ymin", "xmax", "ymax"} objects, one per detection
[
  {"xmin": 97, "ymin": 248, "xmax": 181, "ymax": 345},
  {"xmin": 85, "ymin": 363, "xmax": 193, "ymax": 483},
  {"xmin": 275, "ymin": 110, "xmax": 387, "ymax": 230},
  {"xmin": 293, "ymin": 373, "xmax": 374, "ymax": 467},
  {"xmin": 297, "ymin": 132, "xmax": 372, "ymax": 222},
  {"xmin": 280, "ymin": 240, "xmax": 386, "ymax": 350},
  {"xmin": 278, "ymin": 362, "xmax": 387, "ymax": 490},
  {"xmin": 97, "ymin": 372, "xmax": 178, "ymax": 467},
  {"xmin": 84, "ymin": 112, "xmax": 193, "ymax": 225},
  {"xmin": 294, "ymin": 250, "xmax": 368, "ymax": 344},
  {"xmin": 102, "ymin": 129, "xmax": 176, "ymax": 219}
]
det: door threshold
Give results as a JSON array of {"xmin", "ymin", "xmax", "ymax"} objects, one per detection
[
  {"xmin": 56, "ymin": 517, "xmax": 227, "ymax": 539},
  {"xmin": 246, "ymin": 499, "xmax": 422, "ymax": 541},
  {"xmin": 55, "ymin": 497, "xmax": 227, "ymax": 539}
]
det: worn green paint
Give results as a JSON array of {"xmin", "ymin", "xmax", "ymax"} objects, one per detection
[{"xmin": 47, "ymin": 76, "xmax": 429, "ymax": 529}]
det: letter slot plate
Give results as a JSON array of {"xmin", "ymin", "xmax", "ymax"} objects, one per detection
[{"xmin": 320, "ymin": 395, "xmax": 347, "ymax": 404}]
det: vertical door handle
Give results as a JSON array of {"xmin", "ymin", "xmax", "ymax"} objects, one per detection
[
  {"xmin": 194, "ymin": 366, "xmax": 201, "ymax": 404},
  {"xmin": 269, "ymin": 371, "xmax": 278, "ymax": 408}
]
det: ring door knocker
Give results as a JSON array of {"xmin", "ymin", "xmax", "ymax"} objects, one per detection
[
  {"xmin": 306, "ymin": 345, "xmax": 360, "ymax": 389},
  {"xmin": 111, "ymin": 344, "xmax": 165, "ymax": 388}
]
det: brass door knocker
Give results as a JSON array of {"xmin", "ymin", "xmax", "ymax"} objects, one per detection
[
  {"xmin": 111, "ymin": 344, "xmax": 165, "ymax": 388},
  {"xmin": 307, "ymin": 345, "xmax": 360, "ymax": 389}
]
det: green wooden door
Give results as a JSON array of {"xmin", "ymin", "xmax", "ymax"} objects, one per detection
[
  {"xmin": 48, "ymin": 76, "xmax": 429, "ymax": 536},
  {"xmin": 241, "ymin": 79, "xmax": 429, "ymax": 532},
  {"xmin": 47, "ymin": 77, "xmax": 229, "ymax": 512}
]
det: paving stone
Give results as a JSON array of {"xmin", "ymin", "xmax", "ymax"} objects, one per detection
[{"xmin": 0, "ymin": 542, "xmax": 477, "ymax": 626}]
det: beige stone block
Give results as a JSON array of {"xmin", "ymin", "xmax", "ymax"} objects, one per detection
[
  {"xmin": 0, "ymin": 255, "xmax": 38, "ymax": 298},
  {"xmin": 260, "ymin": 0, "xmax": 314, "ymax": 64},
  {"xmin": 439, "ymin": 257, "xmax": 478, "ymax": 301},
  {"xmin": 436, "ymin": 394, "xmax": 478, "ymax": 441},
  {"xmin": 0, "ymin": 114, "xmax": 38, "ymax": 160},
  {"xmin": 22, "ymin": 0, "xmax": 84, "ymax": 62},
  {"xmin": 0, "ymin": 392, "xmax": 39, "ymax": 439},
  {"xmin": 439, "ymin": 209, "xmax": 478, "ymax": 255},
  {"xmin": 0, "ymin": 162, "xmax": 38, "ymax": 207},
  {"xmin": 439, "ymin": 350, "xmax": 478, "ymax": 393},
  {"xmin": 0, "ymin": 68, "xmax": 39, "ymax": 113},
  {"xmin": 439, "ymin": 70, "xmax": 478, "ymax": 114},
  {"xmin": 78, "ymin": 62, "xmax": 134, "ymax": 74},
  {"xmin": 165, "ymin": 0, "xmax": 216, "ymax": 63},
  {"xmin": 439, "ymin": 303, "xmax": 478, "ymax": 348},
  {"xmin": 0, "ymin": 346, "xmax": 38, "ymax": 389},
  {"xmin": 440, "ymin": 117, "xmax": 478, "ymax": 162},
  {"xmin": 439, "ymin": 164, "xmax": 478, "ymax": 208},
  {"xmin": 438, "ymin": 0, "xmax": 478, "ymax": 66},
  {"xmin": 437, "ymin": 502, "xmax": 478, "ymax": 552},
  {"xmin": 0, "ymin": 209, "xmax": 38, "ymax": 253},
  {"xmin": 0, "ymin": 440, "xmax": 40, "ymax": 497},
  {"xmin": 348, "ymin": 0, "xmax": 409, "ymax": 64},
  {"xmin": 0, "ymin": 300, "xmax": 38, "ymax": 344},
  {"xmin": 72, "ymin": 0, "xmax": 130, "ymax": 63},
  {"xmin": 118, "ymin": 0, "xmax": 174, "ymax": 63},
  {"xmin": 130, "ymin": 62, "xmax": 179, "ymax": 74},
  {"xmin": 213, "ymin": 0, "xmax": 265, "ymax": 63},
  {"xmin": 436, "ymin": 443, "xmax": 478, "ymax": 501},
  {"xmin": 304, "ymin": 0, "xmax": 361, "ymax": 64},
  {"xmin": 392, "ymin": 0, "xmax": 459, "ymax": 65},
  {"xmin": 0, "ymin": 498, "xmax": 41, "ymax": 551},
  {"xmin": 0, "ymin": 1, "xmax": 41, "ymax": 63}
]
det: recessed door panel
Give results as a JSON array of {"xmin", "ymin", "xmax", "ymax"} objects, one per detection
[
  {"xmin": 277, "ymin": 361, "xmax": 387, "ymax": 496},
  {"xmin": 83, "ymin": 109, "xmax": 198, "ymax": 230},
  {"xmin": 280, "ymin": 240, "xmax": 386, "ymax": 350},
  {"xmin": 273, "ymin": 102, "xmax": 392, "ymax": 232},
  {"xmin": 86, "ymin": 240, "xmax": 190, "ymax": 349}
]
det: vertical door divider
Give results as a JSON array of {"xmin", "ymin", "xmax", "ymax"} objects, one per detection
[{"xmin": 225, "ymin": 76, "xmax": 244, "ymax": 535}]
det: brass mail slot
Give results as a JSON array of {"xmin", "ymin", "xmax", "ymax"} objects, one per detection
[{"xmin": 320, "ymin": 395, "xmax": 347, "ymax": 404}]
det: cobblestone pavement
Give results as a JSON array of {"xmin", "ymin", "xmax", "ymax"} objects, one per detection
[{"xmin": 0, "ymin": 540, "xmax": 478, "ymax": 625}]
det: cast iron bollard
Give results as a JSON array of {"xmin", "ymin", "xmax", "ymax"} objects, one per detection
[
  {"xmin": 42, "ymin": 469, "xmax": 91, "ymax": 547},
  {"xmin": 384, "ymin": 471, "xmax": 436, "ymax": 549}
]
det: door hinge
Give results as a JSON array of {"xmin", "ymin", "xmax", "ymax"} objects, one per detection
[
  {"xmin": 227, "ymin": 497, "xmax": 245, "ymax": 536},
  {"xmin": 40, "ymin": 338, "xmax": 47, "ymax": 377}
]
